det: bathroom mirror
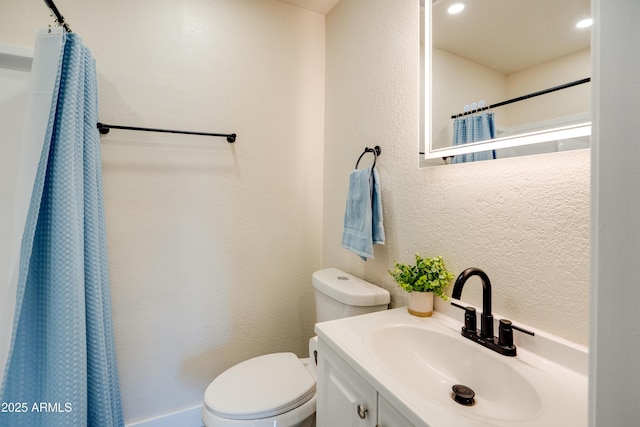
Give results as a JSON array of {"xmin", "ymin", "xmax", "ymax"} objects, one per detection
[{"xmin": 422, "ymin": 0, "xmax": 591, "ymax": 164}]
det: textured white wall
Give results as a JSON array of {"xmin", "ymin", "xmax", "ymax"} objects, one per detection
[
  {"xmin": 324, "ymin": 0, "xmax": 590, "ymax": 345},
  {"xmin": 0, "ymin": 0, "xmax": 325, "ymax": 423}
]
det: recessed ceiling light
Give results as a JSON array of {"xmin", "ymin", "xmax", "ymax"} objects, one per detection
[
  {"xmin": 447, "ymin": 3, "xmax": 465, "ymax": 14},
  {"xmin": 576, "ymin": 18, "xmax": 593, "ymax": 29}
]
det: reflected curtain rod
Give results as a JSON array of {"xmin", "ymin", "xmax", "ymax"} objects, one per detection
[
  {"xmin": 451, "ymin": 77, "xmax": 591, "ymax": 119},
  {"xmin": 43, "ymin": 0, "xmax": 71, "ymax": 32},
  {"xmin": 97, "ymin": 123, "xmax": 237, "ymax": 143}
]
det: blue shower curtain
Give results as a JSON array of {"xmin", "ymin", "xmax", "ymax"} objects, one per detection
[
  {"xmin": 0, "ymin": 32, "xmax": 124, "ymax": 426},
  {"xmin": 451, "ymin": 112, "xmax": 496, "ymax": 163}
]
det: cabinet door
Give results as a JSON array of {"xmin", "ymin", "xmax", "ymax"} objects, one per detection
[
  {"xmin": 377, "ymin": 395, "xmax": 415, "ymax": 427},
  {"xmin": 317, "ymin": 342, "xmax": 378, "ymax": 427}
]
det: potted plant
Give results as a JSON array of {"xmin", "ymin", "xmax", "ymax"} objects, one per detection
[{"xmin": 388, "ymin": 254, "xmax": 454, "ymax": 317}]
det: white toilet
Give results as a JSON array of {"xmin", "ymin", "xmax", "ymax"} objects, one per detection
[{"xmin": 202, "ymin": 268, "xmax": 390, "ymax": 426}]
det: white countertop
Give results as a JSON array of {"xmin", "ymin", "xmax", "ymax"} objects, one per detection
[{"xmin": 315, "ymin": 308, "xmax": 588, "ymax": 427}]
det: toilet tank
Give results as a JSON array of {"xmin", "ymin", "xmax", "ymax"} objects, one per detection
[{"xmin": 312, "ymin": 268, "xmax": 390, "ymax": 323}]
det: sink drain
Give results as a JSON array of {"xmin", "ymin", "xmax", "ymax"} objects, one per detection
[{"xmin": 452, "ymin": 384, "xmax": 475, "ymax": 406}]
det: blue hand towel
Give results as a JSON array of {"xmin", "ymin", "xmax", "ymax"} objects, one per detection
[{"xmin": 341, "ymin": 167, "xmax": 384, "ymax": 260}]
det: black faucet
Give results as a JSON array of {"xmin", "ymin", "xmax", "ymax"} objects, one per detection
[
  {"xmin": 451, "ymin": 268, "xmax": 534, "ymax": 357},
  {"xmin": 452, "ymin": 268, "xmax": 494, "ymax": 339}
]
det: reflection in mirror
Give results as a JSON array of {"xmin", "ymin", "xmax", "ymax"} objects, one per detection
[{"xmin": 422, "ymin": 0, "xmax": 591, "ymax": 165}]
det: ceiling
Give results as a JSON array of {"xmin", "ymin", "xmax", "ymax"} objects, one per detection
[
  {"xmin": 432, "ymin": 0, "xmax": 591, "ymax": 75},
  {"xmin": 276, "ymin": 0, "xmax": 591, "ymax": 76},
  {"xmin": 276, "ymin": 0, "xmax": 340, "ymax": 15}
]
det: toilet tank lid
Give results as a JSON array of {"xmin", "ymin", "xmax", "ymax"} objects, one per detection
[{"xmin": 312, "ymin": 268, "xmax": 390, "ymax": 307}]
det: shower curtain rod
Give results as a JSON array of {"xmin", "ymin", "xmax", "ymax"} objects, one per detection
[
  {"xmin": 43, "ymin": 0, "xmax": 71, "ymax": 32},
  {"xmin": 97, "ymin": 123, "xmax": 237, "ymax": 143},
  {"xmin": 451, "ymin": 77, "xmax": 591, "ymax": 119}
]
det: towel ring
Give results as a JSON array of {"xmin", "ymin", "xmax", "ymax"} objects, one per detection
[{"xmin": 355, "ymin": 146, "xmax": 381, "ymax": 169}]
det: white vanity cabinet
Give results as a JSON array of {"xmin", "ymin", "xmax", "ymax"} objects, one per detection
[
  {"xmin": 317, "ymin": 339, "xmax": 414, "ymax": 427},
  {"xmin": 378, "ymin": 395, "xmax": 413, "ymax": 427}
]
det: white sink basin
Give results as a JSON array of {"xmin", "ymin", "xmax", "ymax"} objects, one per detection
[
  {"xmin": 315, "ymin": 308, "xmax": 588, "ymax": 427},
  {"xmin": 368, "ymin": 325, "xmax": 541, "ymax": 422}
]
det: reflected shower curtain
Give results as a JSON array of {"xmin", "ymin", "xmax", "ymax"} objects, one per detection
[
  {"xmin": 0, "ymin": 30, "xmax": 124, "ymax": 426},
  {"xmin": 451, "ymin": 112, "xmax": 496, "ymax": 163}
]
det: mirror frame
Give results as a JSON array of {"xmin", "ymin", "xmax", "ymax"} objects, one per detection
[{"xmin": 422, "ymin": 3, "xmax": 592, "ymax": 162}]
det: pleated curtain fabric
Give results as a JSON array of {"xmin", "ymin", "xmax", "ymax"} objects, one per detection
[
  {"xmin": 0, "ymin": 31, "xmax": 124, "ymax": 426},
  {"xmin": 451, "ymin": 112, "xmax": 496, "ymax": 163}
]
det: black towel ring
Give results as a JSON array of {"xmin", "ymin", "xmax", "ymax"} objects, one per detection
[{"xmin": 355, "ymin": 146, "xmax": 381, "ymax": 169}]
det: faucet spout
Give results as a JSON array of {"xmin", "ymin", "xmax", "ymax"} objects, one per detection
[{"xmin": 452, "ymin": 268, "xmax": 493, "ymax": 339}]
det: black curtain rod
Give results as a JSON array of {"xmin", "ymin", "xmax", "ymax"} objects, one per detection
[
  {"xmin": 97, "ymin": 123, "xmax": 236, "ymax": 143},
  {"xmin": 451, "ymin": 77, "xmax": 591, "ymax": 119},
  {"xmin": 43, "ymin": 0, "xmax": 71, "ymax": 32}
]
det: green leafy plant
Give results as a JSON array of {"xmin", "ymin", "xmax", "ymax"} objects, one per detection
[{"xmin": 388, "ymin": 254, "xmax": 454, "ymax": 300}]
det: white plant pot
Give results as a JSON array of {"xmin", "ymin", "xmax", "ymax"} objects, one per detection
[{"xmin": 407, "ymin": 291, "xmax": 434, "ymax": 317}]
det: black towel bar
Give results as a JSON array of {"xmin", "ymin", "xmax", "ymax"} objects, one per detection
[{"xmin": 97, "ymin": 123, "xmax": 236, "ymax": 143}]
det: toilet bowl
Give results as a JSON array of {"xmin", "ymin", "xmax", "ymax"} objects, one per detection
[
  {"xmin": 202, "ymin": 343, "xmax": 318, "ymax": 427},
  {"xmin": 201, "ymin": 269, "xmax": 390, "ymax": 427}
]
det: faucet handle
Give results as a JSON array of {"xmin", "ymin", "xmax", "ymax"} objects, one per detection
[
  {"xmin": 498, "ymin": 319, "xmax": 514, "ymax": 347},
  {"xmin": 463, "ymin": 307, "xmax": 477, "ymax": 333},
  {"xmin": 512, "ymin": 323, "xmax": 535, "ymax": 336},
  {"xmin": 499, "ymin": 319, "xmax": 536, "ymax": 348},
  {"xmin": 450, "ymin": 301, "xmax": 466, "ymax": 310},
  {"xmin": 451, "ymin": 302, "xmax": 477, "ymax": 333}
]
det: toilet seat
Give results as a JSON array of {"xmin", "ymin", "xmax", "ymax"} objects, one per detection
[{"xmin": 204, "ymin": 352, "xmax": 316, "ymax": 420}]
